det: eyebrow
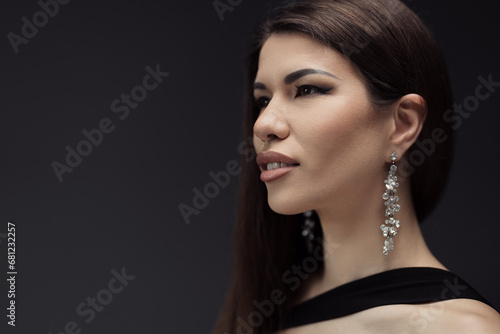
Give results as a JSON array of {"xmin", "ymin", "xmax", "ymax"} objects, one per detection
[{"xmin": 253, "ymin": 68, "xmax": 339, "ymax": 90}]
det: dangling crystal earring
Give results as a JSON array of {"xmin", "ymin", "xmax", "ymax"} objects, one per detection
[
  {"xmin": 380, "ymin": 152, "xmax": 401, "ymax": 255},
  {"xmin": 302, "ymin": 211, "xmax": 315, "ymax": 254}
]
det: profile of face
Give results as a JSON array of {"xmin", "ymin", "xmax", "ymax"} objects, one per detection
[{"xmin": 253, "ymin": 33, "xmax": 396, "ymax": 216}]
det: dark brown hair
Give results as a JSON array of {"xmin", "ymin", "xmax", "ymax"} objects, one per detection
[{"xmin": 213, "ymin": 0, "xmax": 453, "ymax": 333}]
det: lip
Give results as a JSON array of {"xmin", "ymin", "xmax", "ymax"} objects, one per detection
[{"xmin": 256, "ymin": 151, "xmax": 299, "ymax": 182}]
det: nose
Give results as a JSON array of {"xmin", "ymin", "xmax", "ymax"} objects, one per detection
[{"xmin": 253, "ymin": 98, "xmax": 289, "ymax": 144}]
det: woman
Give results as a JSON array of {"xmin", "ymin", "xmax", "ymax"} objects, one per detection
[{"xmin": 213, "ymin": 0, "xmax": 500, "ymax": 333}]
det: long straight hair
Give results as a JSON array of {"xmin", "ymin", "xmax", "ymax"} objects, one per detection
[{"xmin": 213, "ymin": 0, "xmax": 453, "ymax": 333}]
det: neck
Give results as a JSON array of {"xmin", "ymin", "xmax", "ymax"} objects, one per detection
[{"xmin": 303, "ymin": 177, "xmax": 445, "ymax": 300}]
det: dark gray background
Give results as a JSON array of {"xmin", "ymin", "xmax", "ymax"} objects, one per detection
[{"xmin": 0, "ymin": 0, "xmax": 498, "ymax": 333}]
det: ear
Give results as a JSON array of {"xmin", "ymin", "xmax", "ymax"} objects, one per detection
[{"xmin": 388, "ymin": 94, "xmax": 427, "ymax": 161}]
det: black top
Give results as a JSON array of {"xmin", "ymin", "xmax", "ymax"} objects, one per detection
[{"xmin": 283, "ymin": 267, "xmax": 494, "ymax": 329}]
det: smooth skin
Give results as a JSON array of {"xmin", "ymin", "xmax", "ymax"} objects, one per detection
[{"xmin": 252, "ymin": 33, "xmax": 500, "ymax": 333}]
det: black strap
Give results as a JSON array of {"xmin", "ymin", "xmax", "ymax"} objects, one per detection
[{"xmin": 284, "ymin": 267, "xmax": 493, "ymax": 328}]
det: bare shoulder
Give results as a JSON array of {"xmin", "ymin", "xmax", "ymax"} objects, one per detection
[
  {"xmin": 274, "ymin": 300, "xmax": 500, "ymax": 334},
  {"xmin": 426, "ymin": 299, "xmax": 500, "ymax": 333},
  {"xmin": 352, "ymin": 299, "xmax": 500, "ymax": 334}
]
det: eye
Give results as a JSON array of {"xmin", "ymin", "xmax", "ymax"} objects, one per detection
[
  {"xmin": 254, "ymin": 96, "xmax": 271, "ymax": 109},
  {"xmin": 295, "ymin": 85, "xmax": 331, "ymax": 97}
]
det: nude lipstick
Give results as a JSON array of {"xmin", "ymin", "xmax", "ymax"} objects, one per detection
[{"xmin": 256, "ymin": 152, "xmax": 299, "ymax": 182}]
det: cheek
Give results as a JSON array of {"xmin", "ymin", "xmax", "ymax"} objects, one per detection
[
  {"xmin": 298, "ymin": 100, "xmax": 368, "ymax": 148},
  {"xmin": 294, "ymin": 99, "xmax": 385, "ymax": 175}
]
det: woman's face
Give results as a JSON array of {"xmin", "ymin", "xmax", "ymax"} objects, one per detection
[{"xmin": 253, "ymin": 33, "xmax": 393, "ymax": 215}]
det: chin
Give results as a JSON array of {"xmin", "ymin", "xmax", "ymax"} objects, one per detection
[{"xmin": 266, "ymin": 191, "xmax": 309, "ymax": 215}]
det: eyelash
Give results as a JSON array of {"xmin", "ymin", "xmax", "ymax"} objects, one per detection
[
  {"xmin": 295, "ymin": 84, "xmax": 331, "ymax": 97},
  {"xmin": 254, "ymin": 85, "xmax": 332, "ymax": 109}
]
